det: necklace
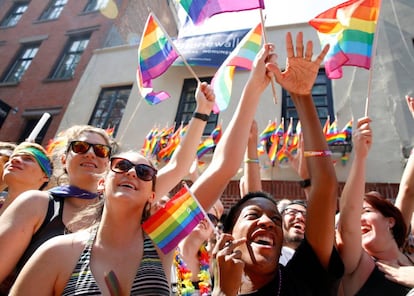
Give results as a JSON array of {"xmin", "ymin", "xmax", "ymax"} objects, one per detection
[{"xmin": 174, "ymin": 244, "xmax": 211, "ymax": 295}]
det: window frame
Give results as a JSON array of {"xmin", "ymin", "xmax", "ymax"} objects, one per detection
[
  {"xmin": 88, "ymin": 85, "xmax": 132, "ymax": 137},
  {"xmin": 1, "ymin": 42, "xmax": 40, "ymax": 84},
  {"xmin": 281, "ymin": 68, "xmax": 352, "ymax": 155},
  {"xmin": 49, "ymin": 34, "xmax": 90, "ymax": 80},
  {"xmin": 38, "ymin": 0, "xmax": 67, "ymax": 21},
  {"xmin": 174, "ymin": 77, "xmax": 218, "ymax": 136},
  {"xmin": 83, "ymin": 0, "xmax": 101, "ymax": 13},
  {"xmin": 0, "ymin": 2, "xmax": 29, "ymax": 28},
  {"xmin": 281, "ymin": 68, "xmax": 334, "ymax": 132}
]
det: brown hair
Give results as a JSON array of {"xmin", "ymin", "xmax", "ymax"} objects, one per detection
[{"xmin": 364, "ymin": 191, "xmax": 407, "ymax": 248}]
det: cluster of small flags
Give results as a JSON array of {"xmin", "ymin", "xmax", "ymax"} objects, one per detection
[
  {"xmin": 258, "ymin": 117, "xmax": 353, "ymax": 166},
  {"xmin": 141, "ymin": 123, "xmax": 222, "ymax": 165}
]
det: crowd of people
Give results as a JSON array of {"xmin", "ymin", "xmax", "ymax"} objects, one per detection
[{"xmin": 0, "ymin": 31, "xmax": 413, "ymax": 296}]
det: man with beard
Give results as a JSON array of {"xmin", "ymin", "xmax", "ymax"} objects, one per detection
[{"xmin": 278, "ymin": 200, "xmax": 307, "ymax": 265}]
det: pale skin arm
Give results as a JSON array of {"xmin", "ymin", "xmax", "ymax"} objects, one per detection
[
  {"xmin": 394, "ymin": 95, "xmax": 414, "ymax": 236},
  {"xmin": 376, "ymin": 260, "xmax": 414, "ymax": 288},
  {"xmin": 191, "ymin": 44, "xmax": 275, "ymax": 211},
  {"xmin": 0, "ymin": 190, "xmax": 50, "ymax": 283},
  {"xmin": 336, "ymin": 117, "xmax": 373, "ymax": 274},
  {"xmin": 239, "ymin": 120, "xmax": 262, "ymax": 197},
  {"xmin": 10, "ymin": 232, "xmax": 87, "ymax": 295},
  {"xmin": 267, "ymin": 31, "xmax": 336, "ymax": 268},
  {"xmin": 155, "ymin": 82, "xmax": 215, "ymax": 200},
  {"xmin": 286, "ymin": 134, "xmax": 311, "ymax": 198}
]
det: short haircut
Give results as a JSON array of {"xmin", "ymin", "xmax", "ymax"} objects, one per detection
[{"xmin": 223, "ymin": 191, "xmax": 277, "ymax": 233}]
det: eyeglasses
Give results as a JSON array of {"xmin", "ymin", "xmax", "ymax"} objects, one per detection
[
  {"xmin": 207, "ymin": 213, "xmax": 219, "ymax": 226},
  {"xmin": 69, "ymin": 141, "xmax": 111, "ymax": 158},
  {"xmin": 110, "ymin": 157, "xmax": 157, "ymax": 181},
  {"xmin": 282, "ymin": 208, "xmax": 307, "ymax": 218}
]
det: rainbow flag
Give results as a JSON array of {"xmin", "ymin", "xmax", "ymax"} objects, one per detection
[
  {"xmin": 341, "ymin": 119, "xmax": 353, "ymax": 134},
  {"xmin": 212, "ymin": 23, "xmax": 263, "ymax": 113},
  {"xmin": 326, "ymin": 132, "xmax": 347, "ymax": 144},
  {"xmin": 309, "ymin": 0, "xmax": 381, "ymax": 79},
  {"xmin": 197, "ymin": 137, "xmax": 215, "ymax": 158},
  {"xmin": 137, "ymin": 13, "xmax": 179, "ymax": 104},
  {"xmin": 259, "ymin": 120, "xmax": 276, "ymax": 142},
  {"xmin": 179, "ymin": 0, "xmax": 264, "ymax": 25},
  {"xmin": 142, "ymin": 186, "xmax": 205, "ymax": 254}
]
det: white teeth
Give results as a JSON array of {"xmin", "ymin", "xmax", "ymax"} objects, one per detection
[
  {"xmin": 253, "ymin": 235, "xmax": 274, "ymax": 246},
  {"xmin": 120, "ymin": 182, "xmax": 136, "ymax": 190}
]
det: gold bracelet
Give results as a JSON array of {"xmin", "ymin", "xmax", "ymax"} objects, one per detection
[{"xmin": 244, "ymin": 158, "xmax": 259, "ymax": 163}]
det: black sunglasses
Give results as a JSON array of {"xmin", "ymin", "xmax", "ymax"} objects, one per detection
[
  {"xmin": 207, "ymin": 213, "xmax": 219, "ymax": 226},
  {"xmin": 110, "ymin": 157, "xmax": 157, "ymax": 182},
  {"xmin": 69, "ymin": 141, "xmax": 111, "ymax": 158}
]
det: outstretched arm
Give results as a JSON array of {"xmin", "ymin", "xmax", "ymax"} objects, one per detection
[
  {"xmin": 192, "ymin": 44, "xmax": 275, "ymax": 211},
  {"xmin": 267, "ymin": 32, "xmax": 336, "ymax": 268},
  {"xmin": 394, "ymin": 95, "xmax": 414, "ymax": 237},
  {"xmin": 336, "ymin": 117, "xmax": 372, "ymax": 274},
  {"xmin": 240, "ymin": 120, "xmax": 262, "ymax": 197},
  {"xmin": 156, "ymin": 82, "xmax": 215, "ymax": 199}
]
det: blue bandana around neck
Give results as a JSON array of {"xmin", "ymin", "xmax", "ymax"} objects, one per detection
[{"xmin": 49, "ymin": 185, "xmax": 99, "ymax": 200}]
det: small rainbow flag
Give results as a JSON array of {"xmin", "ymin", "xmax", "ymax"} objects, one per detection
[
  {"xmin": 137, "ymin": 13, "xmax": 179, "ymax": 105},
  {"xmin": 212, "ymin": 23, "xmax": 263, "ymax": 113},
  {"xmin": 309, "ymin": 0, "xmax": 381, "ymax": 79},
  {"xmin": 259, "ymin": 120, "xmax": 276, "ymax": 142},
  {"xmin": 178, "ymin": 0, "xmax": 264, "ymax": 25},
  {"xmin": 142, "ymin": 185, "xmax": 205, "ymax": 254},
  {"xmin": 197, "ymin": 137, "xmax": 215, "ymax": 159}
]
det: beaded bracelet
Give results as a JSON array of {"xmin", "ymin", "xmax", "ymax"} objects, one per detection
[
  {"xmin": 244, "ymin": 158, "xmax": 260, "ymax": 163},
  {"xmin": 303, "ymin": 150, "xmax": 332, "ymax": 157}
]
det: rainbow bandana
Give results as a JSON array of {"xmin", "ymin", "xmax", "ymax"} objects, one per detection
[{"xmin": 13, "ymin": 147, "xmax": 52, "ymax": 178}]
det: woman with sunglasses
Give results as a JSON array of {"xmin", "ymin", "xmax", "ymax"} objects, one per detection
[
  {"xmin": 0, "ymin": 82, "xmax": 215, "ymax": 294},
  {"xmin": 10, "ymin": 43, "xmax": 277, "ymax": 295},
  {"xmin": 0, "ymin": 142, "xmax": 52, "ymax": 216}
]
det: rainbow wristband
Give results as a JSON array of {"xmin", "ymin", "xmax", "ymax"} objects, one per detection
[{"xmin": 303, "ymin": 150, "xmax": 332, "ymax": 157}]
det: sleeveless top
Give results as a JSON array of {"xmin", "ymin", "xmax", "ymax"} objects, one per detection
[
  {"xmin": 355, "ymin": 265, "xmax": 411, "ymax": 296},
  {"xmin": 62, "ymin": 227, "xmax": 170, "ymax": 296},
  {"xmin": 0, "ymin": 194, "xmax": 65, "ymax": 295}
]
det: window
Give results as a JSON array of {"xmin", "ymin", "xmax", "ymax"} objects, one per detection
[
  {"xmin": 1, "ymin": 43, "xmax": 40, "ymax": 83},
  {"xmin": 0, "ymin": 100, "xmax": 12, "ymax": 129},
  {"xmin": 39, "ymin": 0, "xmax": 67, "ymax": 21},
  {"xmin": 0, "ymin": 2, "xmax": 28, "ymax": 27},
  {"xmin": 18, "ymin": 115, "xmax": 52, "ymax": 144},
  {"xmin": 50, "ymin": 34, "xmax": 90, "ymax": 79},
  {"xmin": 83, "ymin": 0, "xmax": 103, "ymax": 13},
  {"xmin": 281, "ymin": 69, "xmax": 334, "ymax": 132},
  {"xmin": 281, "ymin": 68, "xmax": 351, "ymax": 155},
  {"xmin": 175, "ymin": 78, "xmax": 218, "ymax": 135},
  {"xmin": 88, "ymin": 86, "xmax": 132, "ymax": 137}
]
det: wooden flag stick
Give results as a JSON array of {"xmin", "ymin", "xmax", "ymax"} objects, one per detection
[
  {"xmin": 260, "ymin": 9, "xmax": 278, "ymax": 105},
  {"xmin": 150, "ymin": 11, "xmax": 201, "ymax": 84},
  {"xmin": 364, "ymin": 3, "xmax": 382, "ymax": 117}
]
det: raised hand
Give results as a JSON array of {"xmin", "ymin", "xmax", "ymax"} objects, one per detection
[
  {"xmin": 195, "ymin": 82, "xmax": 216, "ymax": 114},
  {"xmin": 266, "ymin": 32, "xmax": 329, "ymax": 95}
]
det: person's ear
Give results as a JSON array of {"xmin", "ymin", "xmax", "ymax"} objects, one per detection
[{"xmin": 97, "ymin": 177, "xmax": 105, "ymax": 192}]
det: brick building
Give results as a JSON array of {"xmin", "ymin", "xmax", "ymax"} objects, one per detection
[{"xmin": 0, "ymin": 0, "xmax": 176, "ymax": 145}]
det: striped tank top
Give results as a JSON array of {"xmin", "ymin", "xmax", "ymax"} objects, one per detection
[{"xmin": 62, "ymin": 227, "xmax": 170, "ymax": 295}]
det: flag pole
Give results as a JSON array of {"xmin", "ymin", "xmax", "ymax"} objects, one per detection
[
  {"xmin": 150, "ymin": 11, "xmax": 201, "ymax": 85},
  {"xmin": 364, "ymin": 1, "xmax": 382, "ymax": 117},
  {"xmin": 182, "ymin": 182, "xmax": 220, "ymax": 237},
  {"xmin": 259, "ymin": 9, "xmax": 278, "ymax": 105},
  {"xmin": 26, "ymin": 112, "xmax": 51, "ymax": 142}
]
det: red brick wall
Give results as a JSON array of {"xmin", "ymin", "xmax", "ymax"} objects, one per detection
[{"xmin": 175, "ymin": 180, "xmax": 400, "ymax": 213}]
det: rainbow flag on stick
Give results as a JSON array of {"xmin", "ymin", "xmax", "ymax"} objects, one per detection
[
  {"xmin": 309, "ymin": 0, "xmax": 381, "ymax": 79},
  {"xmin": 142, "ymin": 185, "xmax": 206, "ymax": 254},
  {"xmin": 179, "ymin": 0, "xmax": 264, "ymax": 25},
  {"xmin": 212, "ymin": 23, "xmax": 263, "ymax": 113},
  {"xmin": 137, "ymin": 13, "xmax": 179, "ymax": 105}
]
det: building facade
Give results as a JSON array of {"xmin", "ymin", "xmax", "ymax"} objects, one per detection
[{"xmin": 0, "ymin": 0, "xmax": 176, "ymax": 144}]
